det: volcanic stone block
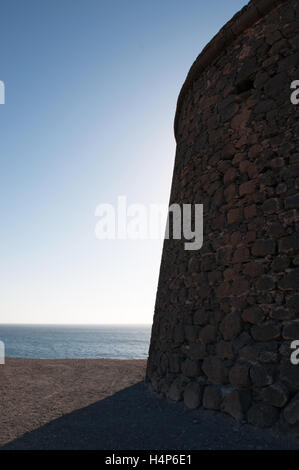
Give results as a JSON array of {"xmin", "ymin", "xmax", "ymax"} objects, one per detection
[
  {"xmin": 202, "ymin": 357, "xmax": 229, "ymax": 385},
  {"xmin": 252, "ymin": 239, "xmax": 276, "ymax": 257},
  {"xmin": 279, "ymin": 234, "xmax": 299, "ymax": 254},
  {"xmin": 183, "ymin": 382, "xmax": 203, "ymax": 409},
  {"xmin": 262, "ymin": 198, "xmax": 280, "ymax": 214},
  {"xmin": 286, "ymin": 294, "xmax": 299, "ymax": 310},
  {"xmin": 285, "ymin": 194, "xmax": 299, "ymax": 209},
  {"xmin": 279, "ymin": 269, "xmax": 299, "ymax": 290},
  {"xmin": 217, "ymin": 246, "xmax": 233, "ymax": 265},
  {"xmin": 220, "ymin": 313, "xmax": 241, "ymax": 341},
  {"xmin": 184, "ymin": 325, "xmax": 199, "ymax": 342},
  {"xmin": 202, "ymin": 386, "xmax": 223, "ymax": 410},
  {"xmin": 216, "ymin": 341, "xmax": 234, "ymax": 360},
  {"xmin": 168, "ymin": 353, "xmax": 181, "ymax": 374},
  {"xmin": 282, "ymin": 322, "xmax": 299, "ymax": 340},
  {"xmin": 270, "ymin": 307, "xmax": 294, "ymax": 321},
  {"xmin": 199, "ymin": 325, "xmax": 217, "ymax": 344},
  {"xmin": 260, "ymin": 383, "xmax": 289, "ymax": 408},
  {"xmin": 244, "ymin": 204, "xmax": 257, "ymax": 219},
  {"xmin": 189, "ymin": 343, "xmax": 206, "ymax": 360},
  {"xmin": 222, "ymin": 389, "xmax": 251, "ymax": 421},
  {"xmin": 227, "ymin": 208, "xmax": 242, "ymax": 225},
  {"xmin": 242, "ymin": 306, "xmax": 264, "ymax": 324},
  {"xmin": 233, "ymin": 332, "xmax": 252, "ymax": 351},
  {"xmin": 284, "ymin": 393, "xmax": 299, "ymax": 425},
  {"xmin": 243, "ymin": 261, "xmax": 264, "ymax": 277},
  {"xmin": 279, "ymin": 361, "xmax": 299, "ymax": 391},
  {"xmin": 229, "ymin": 362, "xmax": 250, "ymax": 387},
  {"xmin": 232, "ymin": 246, "xmax": 250, "ymax": 263},
  {"xmin": 247, "ymin": 404, "xmax": 279, "ymax": 428},
  {"xmin": 250, "ymin": 364, "xmax": 275, "ymax": 387},
  {"xmin": 256, "ymin": 275, "xmax": 276, "ymax": 291},
  {"xmin": 173, "ymin": 325, "xmax": 184, "ymax": 344},
  {"xmin": 193, "ymin": 310, "xmax": 210, "ymax": 325},
  {"xmin": 167, "ymin": 377, "xmax": 189, "ymax": 402},
  {"xmin": 251, "ymin": 323, "xmax": 281, "ymax": 342},
  {"xmin": 224, "ymin": 167, "xmax": 238, "ymax": 184},
  {"xmin": 181, "ymin": 359, "xmax": 201, "ymax": 378}
]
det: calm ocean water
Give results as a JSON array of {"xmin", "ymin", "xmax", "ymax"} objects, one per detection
[{"xmin": 0, "ymin": 324, "xmax": 152, "ymax": 359}]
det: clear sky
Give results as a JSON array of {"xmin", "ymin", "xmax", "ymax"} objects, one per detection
[{"xmin": 0, "ymin": 0, "xmax": 248, "ymax": 325}]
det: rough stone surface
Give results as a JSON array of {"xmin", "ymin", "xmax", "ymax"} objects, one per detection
[
  {"xmin": 260, "ymin": 383, "xmax": 289, "ymax": 408},
  {"xmin": 284, "ymin": 393, "xmax": 299, "ymax": 425},
  {"xmin": 202, "ymin": 357, "xmax": 229, "ymax": 385},
  {"xmin": 183, "ymin": 382, "xmax": 203, "ymax": 409},
  {"xmin": 167, "ymin": 377, "xmax": 187, "ymax": 402},
  {"xmin": 247, "ymin": 404, "xmax": 280, "ymax": 428},
  {"xmin": 181, "ymin": 359, "xmax": 201, "ymax": 378},
  {"xmin": 202, "ymin": 386, "xmax": 223, "ymax": 410},
  {"xmin": 222, "ymin": 389, "xmax": 251, "ymax": 421},
  {"xmin": 146, "ymin": 0, "xmax": 299, "ymax": 431},
  {"xmin": 250, "ymin": 364, "xmax": 274, "ymax": 387},
  {"xmin": 229, "ymin": 362, "xmax": 250, "ymax": 387}
]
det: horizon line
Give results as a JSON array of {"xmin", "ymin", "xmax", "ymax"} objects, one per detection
[{"xmin": 0, "ymin": 322, "xmax": 152, "ymax": 326}]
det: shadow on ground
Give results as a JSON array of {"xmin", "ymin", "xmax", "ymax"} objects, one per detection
[{"xmin": 1, "ymin": 382, "xmax": 298, "ymax": 450}]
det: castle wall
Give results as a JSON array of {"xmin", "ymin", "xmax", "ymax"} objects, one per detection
[{"xmin": 146, "ymin": 0, "xmax": 299, "ymax": 429}]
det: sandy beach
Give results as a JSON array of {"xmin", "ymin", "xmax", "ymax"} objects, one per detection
[
  {"xmin": 0, "ymin": 357, "xmax": 146, "ymax": 448},
  {"xmin": 1, "ymin": 357, "xmax": 299, "ymax": 450}
]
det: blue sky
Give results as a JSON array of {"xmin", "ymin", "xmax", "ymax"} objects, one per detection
[{"xmin": 0, "ymin": 0, "xmax": 248, "ymax": 324}]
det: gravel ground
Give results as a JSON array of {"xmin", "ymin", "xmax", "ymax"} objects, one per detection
[{"xmin": 1, "ymin": 358, "xmax": 298, "ymax": 450}]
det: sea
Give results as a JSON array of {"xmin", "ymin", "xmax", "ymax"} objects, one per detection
[{"xmin": 0, "ymin": 324, "xmax": 152, "ymax": 360}]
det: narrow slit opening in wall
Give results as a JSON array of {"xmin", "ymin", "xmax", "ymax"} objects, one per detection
[{"xmin": 235, "ymin": 78, "xmax": 254, "ymax": 95}]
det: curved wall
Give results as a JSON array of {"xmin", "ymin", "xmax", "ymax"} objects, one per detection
[{"xmin": 146, "ymin": 0, "xmax": 299, "ymax": 429}]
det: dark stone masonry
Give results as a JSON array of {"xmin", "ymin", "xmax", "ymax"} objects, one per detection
[{"xmin": 146, "ymin": 0, "xmax": 299, "ymax": 429}]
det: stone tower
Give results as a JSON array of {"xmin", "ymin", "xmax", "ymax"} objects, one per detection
[{"xmin": 146, "ymin": 0, "xmax": 299, "ymax": 429}]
